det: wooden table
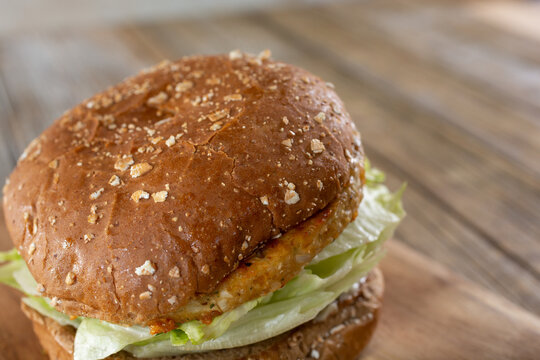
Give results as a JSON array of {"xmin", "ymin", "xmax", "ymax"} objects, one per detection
[{"xmin": 0, "ymin": 0, "xmax": 539, "ymax": 359}]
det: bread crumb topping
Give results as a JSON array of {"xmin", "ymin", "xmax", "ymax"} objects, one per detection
[
  {"xmin": 28, "ymin": 242, "xmax": 36, "ymax": 255},
  {"xmin": 165, "ymin": 135, "xmax": 176, "ymax": 147},
  {"xmin": 87, "ymin": 214, "xmax": 98, "ymax": 224},
  {"xmin": 152, "ymin": 191, "xmax": 168, "ymax": 203},
  {"xmin": 108, "ymin": 175, "xmax": 121, "ymax": 187},
  {"xmin": 209, "ymin": 122, "xmax": 222, "ymax": 131},
  {"xmin": 48, "ymin": 159, "xmax": 59, "ymax": 169},
  {"xmin": 150, "ymin": 136, "xmax": 163, "ymax": 145},
  {"xmin": 224, "ymin": 94, "xmax": 243, "ymax": 101},
  {"xmin": 147, "ymin": 91, "xmax": 168, "ymax": 106},
  {"xmin": 281, "ymin": 138, "xmax": 293, "ymax": 148},
  {"xmin": 258, "ymin": 49, "xmax": 272, "ymax": 61},
  {"xmin": 175, "ymin": 80, "xmax": 193, "ymax": 93},
  {"xmin": 89, "ymin": 188, "xmax": 104, "ymax": 200},
  {"xmin": 168, "ymin": 266, "xmax": 180, "ymax": 278},
  {"xmin": 314, "ymin": 112, "xmax": 326, "ymax": 124},
  {"xmin": 131, "ymin": 190, "xmax": 150, "ymax": 203},
  {"xmin": 208, "ymin": 109, "xmax": 229, "ymax": 122},
  {"xmin": 229, "ymin": 50, "xmax": 243, "ymax": 60},
  {"xmin": 135, "ymin": 260, "xmax": 156, "ymax": 276},
  {"xmin": 201, "ymin": 264, "xmax": 210, "ymax": 274},
  {"xmin": 285, "ymin": 188, "xmax": 300, "ymax": 205},
  {"xmin": 139, "ymin": 291, "xmax": 152, "ymax": 300},
  {"xmin": 130, "ymin": 163, "xmax": 153, "ymax": 178},
  {"xmin": 114, "ymin": 155, "xmax": 134, "ymax": 171},
  {"xmin": 259, "ymin": 195, "xmax": 269, "ymax": 205},
  {"xmin": 310, "ymin": 139, "xmax": 326, "ymax": 154},
  {"xmin": 65, "ymin": 272, "xmax": 76, "ymax": 285},
  {"xmin": 84, "ymin": 233, "xmax": 95, "ymax": 243}
]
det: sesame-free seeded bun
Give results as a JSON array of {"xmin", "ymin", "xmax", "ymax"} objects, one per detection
[
  {"xmin": 23, "ymin": 268, "xmax": 383, "ymax": 360},
  {"xmin": 3, "ymin": 51, "xmax": 364, "ymax": 326}
]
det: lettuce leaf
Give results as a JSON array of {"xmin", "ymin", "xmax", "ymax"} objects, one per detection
[
  {"xmin": 74, "ymin": 319, "xmax": 151, "ymax": 360},
  {"xmin": 0, "ymin": 248, "xmax": 21, "ymax": 262},
  {"xmin": 0, "ymin": 167, "xmax": 405, "ymax": 360},
  {"xmin": 74, "ymin": 296, "xmax": 261, "ymax": 360},
  {"xmin": 23, "ymin": 296, "xmax": 81, "ymax": 328},
  {"xmin": 0, "ymin": 249, "xmax": 39, "ymax": 295},
  {"xmin": 14, "ymin": 263, "xmax": 40, "ymax": 296},
  {"xmin": 0, "ymin": 257, "xmax": 24, "ymax": 290}
]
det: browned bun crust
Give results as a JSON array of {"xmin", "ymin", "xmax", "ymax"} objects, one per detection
[
  {"xmin": 4, "ymin": 51, "xmax": 364, "ymax": 325},
  {"xmin": 24, "ymin": 268, "xmax": 383, "ymax": 360}
]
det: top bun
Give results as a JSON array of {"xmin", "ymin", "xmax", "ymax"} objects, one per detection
[{"xmin": 2, "ymin": 51, "xmax": 363, "ymax": 324}]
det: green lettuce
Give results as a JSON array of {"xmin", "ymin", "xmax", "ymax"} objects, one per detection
[
  {"xmin": 0, "ymin": 249, "xmax": 39, "ymax": 295},
  {"xmin": 0, "ymin": 248, "xmax": 21, "ymax": 262},
  {"xmin": 72, "ymin": 298, "xmax": 261, "ymax": 360},
  {"xmin": 23, "ymin": 296, "xmax": 82, "ymax": 328},
  {"xmin": 0, "ymin": 167, "xmax": 404, "ymax": 360}
]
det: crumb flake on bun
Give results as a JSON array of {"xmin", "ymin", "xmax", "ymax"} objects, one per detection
[{"xmin": 3, "ymin": 51, "xmax": 364, "ymax": 326}]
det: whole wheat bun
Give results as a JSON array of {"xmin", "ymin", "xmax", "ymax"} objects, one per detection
[
  {"xmin": 24, "ymin": 268, "xmax": 383, "ymax": 360},
  {"xmin": 3, "ymin": 51, "xmax": 364, "ymax": 326}
]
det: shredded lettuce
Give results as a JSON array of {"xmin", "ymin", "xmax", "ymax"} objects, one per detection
[
  {"xmin": 74, "ymin": 319, "xmax": 151, "ymax": 360},
  {"xmin": 0, "ymin": 257, "xmax": 23, "ymax": 290},
  {"xmin": 14, "ymin": 263, "xmax": 40, "ymax": 296},
  {"xmin": 0, "ymin": 166, "xmax": 405, "ymax": 360},
  {"xmin": 0, "ymin": 248, "xmax": 21, "ymax": 262},
  {"xmin": 0, "ymin": 249, "xmax": 41, "ymax": 296},
  {"xmin": 23, "ymin": 297, "xmax": 82, "ymax": 328}
]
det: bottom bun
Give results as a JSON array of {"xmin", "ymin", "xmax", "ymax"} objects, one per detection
[{"xmin": 23, "ymin": 268, "xmax": 383, "ymax": 360}]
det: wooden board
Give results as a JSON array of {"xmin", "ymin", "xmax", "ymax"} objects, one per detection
[
  {"xmin": 2, "ymin": 234, "xmax": 539, "ymax": 360},
  {"xmin": 0, "ymin": 0, "xmax": 540, "ymax": 359},
  {"xmin": 367, "ymin": 241, "xmax": 540, "ymax": 360}
]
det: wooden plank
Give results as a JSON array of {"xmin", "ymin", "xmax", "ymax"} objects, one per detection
[
  {"xmin": 374, "ymin": 155, "xmax": 540, "ymax": 314},
  {"xmin": 443, "ymin": 7, "xmax": 540, "ymax": 66},
  {"xmin": 324, "ymin": 1, "xmax": 540, "ymax": 178},
  {"xmin": 357, "ymin": 0, "xmax": 540, "ymax": 115},
  {"xmin": 0, "ymin": 0, "xmax": 335, "ymax": 36},
  {"xmin": 126, "ymin": 15, "xmax": 540, "ymax": 312},
  {"xmin": 366, "ymin": 241, "xmax": 540, "ymax": 360},
  {"xmin": 467, "ymin": 1, "xmax": 540, "ymax": 43},
  {"xmin": 0, "ymin": 79, "xmax": 17, "ymax": 185},
  {"xmin": 0, "ymin": 290, "xmax": 39, "ymax": 360},
  {"xmin": 0, "ymin": 30, "xmax": 153, "ymax": 161}
]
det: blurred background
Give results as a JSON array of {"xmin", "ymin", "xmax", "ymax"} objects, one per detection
[{"xmin": 0, "ymin": 0, "xmax": 539, "ymax": 325}]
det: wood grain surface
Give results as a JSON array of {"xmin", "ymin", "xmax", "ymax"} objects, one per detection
[{"xmin": 0, "ymin": 0, "xmax": 539, "ymax": 359}]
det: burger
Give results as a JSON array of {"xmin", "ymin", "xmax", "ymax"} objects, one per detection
[{"xmin": 0, "ymin": 50, "xmax": 404, "ymax": 360}]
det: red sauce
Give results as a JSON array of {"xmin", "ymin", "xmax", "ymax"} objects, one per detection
[{"xmin": 148, "ymin": 318, "xmax": 177, "ymax": 335}]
